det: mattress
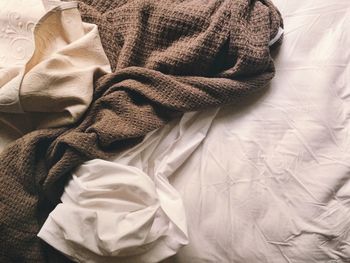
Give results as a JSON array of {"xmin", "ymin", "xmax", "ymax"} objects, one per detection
[{"xmin": 40, "ymin": 0, "xmax": 350, "ymax": 262}]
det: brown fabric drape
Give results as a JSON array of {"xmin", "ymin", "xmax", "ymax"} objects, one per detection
[{"xmin": 0, "ymin": 0, "xmax": 282, "ymax": 262}]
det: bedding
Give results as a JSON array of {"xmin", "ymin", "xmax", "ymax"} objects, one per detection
[
  {"xmin": 38, "ymin": 159, "xmax": 190, "ymax": 263},
  {"xmin": 0, "ymin": 0, "xmax": 283, "ymax": 262},
  {"xmin": 39, "ymin": 109, "xmax": 219, "ymax": 262},
  {"xmin": 161, "ymin": 1, "xmax": 350, "ymax": 262},
  {"xmin": 41, "ymin": 0, "xmax": 350, "ymax": 262},
  {"xmin": 0, "ymin": 0, "xmax": 110, "ymax": 150}
]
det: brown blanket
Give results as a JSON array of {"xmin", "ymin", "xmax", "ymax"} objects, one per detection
[{"xmin": 0, "ymin": 0, "xmax": 282, "ymax": 262}]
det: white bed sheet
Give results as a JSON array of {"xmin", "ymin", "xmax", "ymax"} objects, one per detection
[
  {"xmin": 163, "ymin": 0, "xmax": 350, "ymax": 262},
  {"xmin": 40, "ymin": 0, "xmax": 350, "ymax": 262}
]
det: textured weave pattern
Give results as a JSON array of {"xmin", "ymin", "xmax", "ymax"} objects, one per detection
[{"xmin": 0, "ymin": 0, "xmax": 282, "ymax": 262}]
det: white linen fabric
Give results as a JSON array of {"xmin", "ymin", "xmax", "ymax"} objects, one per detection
[
  {"xmin": 164, "ymin": 1, "xmax": 350, "ymax": 262},
  {"xmin": 38, "ymin": 109, "xmax": 219, "ymax": 263},
  {"xmin": 38, "ymin": 159, "xmax": 189, "ymax": 263},
  {"xmin": 40, "ymin": 0, "xmax": 350, "ymax": 262},
  {"xmin": 0, "ymin": 0, "xmax": 111, "ymax": 151}
]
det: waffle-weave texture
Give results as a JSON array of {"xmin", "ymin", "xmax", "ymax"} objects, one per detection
[{"xmin": 0, "ymin": 0, "xmax": 282, "ymax": 261}]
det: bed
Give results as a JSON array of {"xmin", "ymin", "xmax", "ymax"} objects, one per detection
[
  {"xmin": 39, "ymin": 0, "xmax": 350, "ymax": 262},
  {"xmin": 164, "ymin": 1, "xmax": 350, "ymax": 261}
]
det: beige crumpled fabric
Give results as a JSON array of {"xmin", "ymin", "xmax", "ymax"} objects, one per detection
[{"xmin": 0, "ymin": 0, "xmax": 111, "ymax": 148}]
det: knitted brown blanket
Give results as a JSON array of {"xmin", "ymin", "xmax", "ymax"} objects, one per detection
[{"xmin": 0, "ymin": 0, "xmax": 282, "ymax": 262}]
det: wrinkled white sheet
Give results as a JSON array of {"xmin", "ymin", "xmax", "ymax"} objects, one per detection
[
  {"xmin": 40, "ymin": 0, "xmax": 350, "ymax": 262},
  {"xmin": 39, "ymin": 159, "xmax": 190, "ymax": 263},
  {"xmin": 39, "ymin": 108, "xmax": 219, "ymax": 262},
  {"xmin": 164, "ymin": 0, "xmax": 350, "ymax": 262}
]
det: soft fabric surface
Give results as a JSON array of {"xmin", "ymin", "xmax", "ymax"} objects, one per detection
[
  {"xmin": 166, "ymin": 1, "xmax": 350, "ymax": 261},
  {"xmin": 0, "ymin": 0, "xmax": 282, "ymax": 262},
  {"xmin": 39, "ymin": 109, "xmax": 218, "ymax": 262},
  {"xmin": 0, "ymin": 0, "xmax": 110, "ymax": 146},
  {"xmin": 41, "ymin": 0, "xmax": 350, "ymax": 262},
  {"xmin": 38, "ymin": 158, "xmax": 189, "ymax": 263},
  {"xmin": 113, "ymin": 0, "xmax": 350, "ymax": 262}
]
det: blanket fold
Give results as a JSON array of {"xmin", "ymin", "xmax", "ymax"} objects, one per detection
[
  {"xmin": 0, "ymin": 0, "xmax": 111, "ymax": 145},
  {"xmin": 0, "ymin": 0, "xmax": 282, "ymax": 262}
]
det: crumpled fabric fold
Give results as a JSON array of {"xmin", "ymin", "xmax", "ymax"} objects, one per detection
[
  {"xmin": 38, "ymin": 108, "xmax": 219, "ymax": 263},
  {"xmin": 0, "ymin": 0, "xmax": 283, "ymax": 262},
  {"xmin": 38, "ymin": 159, "xmax": 189, "ymax": 263},
  {"xmin": 0, "ymin": 0, "xmax": 110, "ymax": 147}
]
